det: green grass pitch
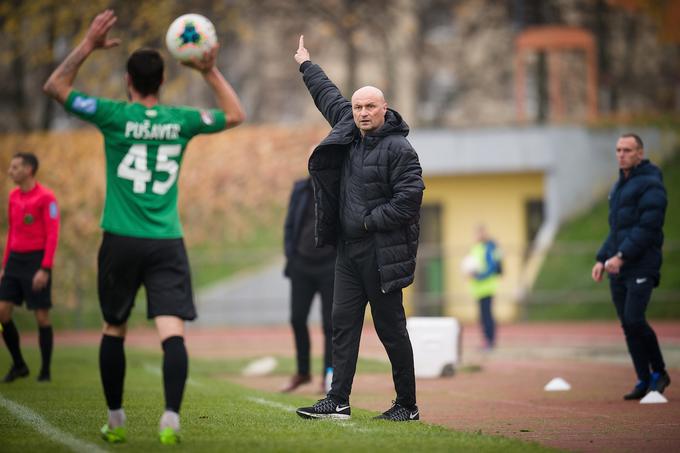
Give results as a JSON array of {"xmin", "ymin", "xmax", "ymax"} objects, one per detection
[{"xmin": 0, "ymin": 346, "xmax": 553, "ymax": 452}]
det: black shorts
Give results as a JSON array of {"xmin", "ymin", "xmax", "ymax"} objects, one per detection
[
  {"xmin": 0, "ymin": 251, "xmax": 52, "ymax": 310},
  {"xmin": 98, "ymin": 232, "xmax": 196, "ymax": 325}
]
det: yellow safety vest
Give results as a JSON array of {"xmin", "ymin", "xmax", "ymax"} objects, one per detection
[{"xmin": 469, "ymin": 241, "xmax": 500, "ymax": 299}]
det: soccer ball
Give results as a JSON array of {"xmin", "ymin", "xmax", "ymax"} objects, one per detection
[
  {"xmin": 165, "ymin": 14, "xmax": 217, "ymax": 62},
  {"xmin": 460, "ymin": 254, "xmax": 481, "ymax": 276}
]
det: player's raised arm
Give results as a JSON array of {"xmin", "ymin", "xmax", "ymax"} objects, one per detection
[
  {"xmin": 43, "ymin": 9, "xmax": 121, "ymax": 104},
  {"xmin": 183, "ymin": 44, "xmax": 246, "ymax": 129}
]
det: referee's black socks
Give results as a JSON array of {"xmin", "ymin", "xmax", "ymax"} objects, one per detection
[
  {"xmin": 2, "ymin": 320, "xmax": 27, "ymax": 369},
  {"xmin": 162, "ymin": 336, "xmax": 188, "ymax": 413},
  {"xmin": 100, "ymin": 334, "xmax": 126, "ymax": 410},
  {"xmin": 38, "ymin": 325, "xmax": 53, "ymax": 377}
]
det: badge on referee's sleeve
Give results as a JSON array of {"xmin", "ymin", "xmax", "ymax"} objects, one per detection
[{"xmin": 49, "ymin": 201, "xmax": 59, "ymax": 219}]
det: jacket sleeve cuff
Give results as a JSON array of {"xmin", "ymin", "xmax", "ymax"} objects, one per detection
[
  {"xmin": 596, "ymin": 243, "xmax": 610, "ymax": 263},
  {"xmin": 618, "ymin": 241, "xmax": 637, "ymax": 261},
  {"xmin": 299, "ymin": 61, "xmax": 313, "ymax": 73}
]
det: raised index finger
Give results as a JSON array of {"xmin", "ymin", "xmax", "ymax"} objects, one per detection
[{"xmin": 298, "ymin": 35, "xmax": 304, "ymax": 50}]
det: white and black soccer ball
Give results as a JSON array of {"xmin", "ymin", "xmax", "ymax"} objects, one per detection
[{"xmin": 165, "ymin": 14, "xmax": 217, "ymax": 62}]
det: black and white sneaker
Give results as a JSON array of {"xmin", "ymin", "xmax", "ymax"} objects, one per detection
[
  {"xmin": 374, "ymin": 402, "xmax": 419, "ymax": 421},
  {"xmin": 296, "ymin": 397, "xmax": 351, "ymax": 420}
]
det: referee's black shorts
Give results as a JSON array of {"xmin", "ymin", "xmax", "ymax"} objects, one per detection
[
  {"xmin": 0, "ymin": 251, "xmax": 52, "ymax": 310},
  {"xmin": 98, "ymin": 232, "xmax": 196, "ymax": 326}
]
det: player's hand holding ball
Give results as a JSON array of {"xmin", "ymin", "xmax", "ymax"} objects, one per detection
[{"xmin": 182, "ymin": 44, "xmax": 219, "ymax": 74}]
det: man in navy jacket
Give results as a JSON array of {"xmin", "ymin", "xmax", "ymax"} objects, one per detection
[{"xmin": 592, "ymin": 133, "xmax": 670, "ymax": 400}]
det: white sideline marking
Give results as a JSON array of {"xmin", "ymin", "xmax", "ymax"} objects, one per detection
[
  {"xmin": 0, "ymin": 393, "xmax": 108, "ymax": 453},
  {"xmin": 246, "ymin": 396, "xmax": 296, "ymax": 412},
  {"xmin": 246, "ymin": 396, "xmax": 373, "ymax": 432},
  {"xmin": 143, "ymin": 363, "xmax": 204, "ymax": 387}
]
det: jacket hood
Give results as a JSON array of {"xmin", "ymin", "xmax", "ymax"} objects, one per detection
[
  {"xmin": 371, "ymin": 109, "xmax": 409, "ymax": 138},
  {"xmin": 622, "ymin": 159, "xmax": 662, "ymax": 180}
]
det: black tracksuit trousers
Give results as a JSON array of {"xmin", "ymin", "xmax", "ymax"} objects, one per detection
[
  {"xmin": 289, "ymin": 257, "xmax": 334, "ymax": 377},
  {"xmin": 328, "ymin": 236, "xmax": 416, "ymax": 408}
]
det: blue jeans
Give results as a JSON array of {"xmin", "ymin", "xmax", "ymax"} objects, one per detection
[
  {"xmin": 478, "ymin": 296, "xmax": 496, "ymax": 346},
  {"xmin": 610, "ymin": 275, "xmax": 665, "ymax": 382}
]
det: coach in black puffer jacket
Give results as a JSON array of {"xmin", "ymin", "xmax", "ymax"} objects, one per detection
[
  {"xmin": 302, "ymin": 61, "xmax": 424, "ymax": 294},
  {"xmin": 592, "ymin": 133, "xmax": 670, "ymax": 401},
  {"xmin": 293, "ymin": 37, "xmax": 424, "ymax": 421}
]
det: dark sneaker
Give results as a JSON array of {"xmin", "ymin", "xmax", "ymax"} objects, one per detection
[
  {"xmin": 37, "ymin": 371, "xmax": 51, "ymax": 382},
  {"xmin": 2, "ymin": 364, "xmax": 29, "ymax": 383},
  {"xmin": 296, "ymin": 397, "xmax": 350, "ymax": 420},
  {"xmin": 623, "ymin": 381, "xmax": 649, "ymax": 400},
  {"xmin": 374, "ymin": 402, "xmax": 420, "ymax": 421},
  {"xmin": 281, "ymin": 374, "xmax": 311, "ymax": 393},
  {"xmin": 649, "ymin": 371, "xmax": 671, "ymax": 394}
]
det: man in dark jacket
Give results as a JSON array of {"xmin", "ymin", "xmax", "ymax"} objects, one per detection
[
  {"xmin": 282, "ymin": 177, "xmax": 335, "ymax": 393},
  {"xmin": 592, "ymin": 133, "xmax": 670, "ymax": 400},
  {"xmin": 293, "ymin": 36, "xmax": 424, "ymax": 422}
]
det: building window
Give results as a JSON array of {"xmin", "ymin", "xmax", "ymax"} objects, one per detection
[
  {"xmin": 415, "ymin": 204, "xmax": 444, "ymax": 316},
  {"xmin": 525, "ymin": 198, "xmax": 544, "ymax": 258}
]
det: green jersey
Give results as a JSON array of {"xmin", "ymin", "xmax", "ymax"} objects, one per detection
[{"xmin": 65, "ymin": 90, "xmax": 226, "ymax": 238}]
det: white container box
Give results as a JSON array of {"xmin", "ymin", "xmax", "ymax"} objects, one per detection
[{"xmin": 407, "ymin": 317, "xmax": 461, "ymax": 378}]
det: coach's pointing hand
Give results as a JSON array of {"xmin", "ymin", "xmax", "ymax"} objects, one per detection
[{"xmin": 294, "ymin": 35, "xmax": 310, "ymax": 65}]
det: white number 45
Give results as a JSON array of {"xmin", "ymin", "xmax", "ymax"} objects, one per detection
[{"xmin": 117, "ymin": 144, "xmax": 181, "ymax": 195}]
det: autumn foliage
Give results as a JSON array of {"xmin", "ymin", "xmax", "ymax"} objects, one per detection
[{"xmin": 0, "ymin": 125, "xmax": 328, "ymax": 312}]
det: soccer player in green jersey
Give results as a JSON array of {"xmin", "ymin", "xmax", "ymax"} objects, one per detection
[{"xmin": 43, "ymin": 10, "xmax": 245, "ymax": 444}]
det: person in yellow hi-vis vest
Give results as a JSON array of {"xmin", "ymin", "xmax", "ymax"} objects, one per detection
[{"xmin": 465, "ymin": 225, "xmax": 502, "ymax": 350}]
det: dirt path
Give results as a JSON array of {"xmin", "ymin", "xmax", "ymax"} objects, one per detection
[{"xmin": 49, "ymin": 321, "xmax": 680, "ymax": 452}]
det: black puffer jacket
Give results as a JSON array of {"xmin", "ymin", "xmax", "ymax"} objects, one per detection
[
  {"xmin": 301, "ymin": 62, "xmax": 424, "ymax": 293},
  {"xmin": 597, "ymin": 160, "xmax": 667, "ymax": 284}
]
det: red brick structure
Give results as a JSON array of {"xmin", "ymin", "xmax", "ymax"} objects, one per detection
[{"xmin": 515, "ymin": 26, "xmax": 598, "ymax": 122}]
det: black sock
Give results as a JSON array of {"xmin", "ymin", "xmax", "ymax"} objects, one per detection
[
  {"xmin": 2, "ymin": 320, "xmax": 26, "ymax": 368},
  {"xmin": 38, "ymin": 326, "xmax": 53, "ymax": 376},
  {"xmin": 99, "ymin": 335, "xmax": 125, "ymax": 410},
  {"xmin": 162, "ymin": 336, "xmax": 188, "ymax": 413}
]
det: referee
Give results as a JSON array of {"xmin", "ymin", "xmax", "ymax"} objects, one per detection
[{"xmin": 0, "ymin": 152, "xmax": 60, "ymax": 383}]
